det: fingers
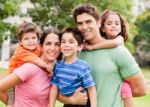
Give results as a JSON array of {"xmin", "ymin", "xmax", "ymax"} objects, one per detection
[
  {"xmin": 75, "ymin": 87, "xmax": 84, "ymax": 92},
  {"xmin": 72, "ymin": 88, "xmax": 88, "ymax": 105},
  {"xmin": 48, "ymin": 71, "xmax": 53, "ymax": 76}
]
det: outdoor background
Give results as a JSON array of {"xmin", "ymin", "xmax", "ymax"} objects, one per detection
[{"xmin": 0, "ymin": 0, "xmax": 150, "ymax": 107}]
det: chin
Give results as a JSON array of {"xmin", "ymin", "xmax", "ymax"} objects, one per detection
[
  {"xmin": 48, "ymin": 58, "xmax": 55, "ymax": 62},
  {"xmin": 28, "ymin": 47, "xmax": 36, "ymax": 50}
]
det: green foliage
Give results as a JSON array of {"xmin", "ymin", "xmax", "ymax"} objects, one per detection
[
  {"xmin": 0, "ymin": 0, "xmax": 20, "ymax": 19},
  {"xmin": 133, "ymin": 9, "xmax": 150, "ymax": 51},
  {"xmin": 0, "ymin": 0, "xmax": 21, "ymax": 44},
  {"xmin": 134, "ymin": 9, "xmax": 150, "ymax": 43},
  {"xmin": 28, "ymin": 0, "xmax": 133, "ymax": 30},
  {"xmin": 27, "ymin": 0, "xmax": 137, "ymax": 53},
  {"xmin": 98, "ymin": 0, "xmax": 133, "ymax": 21}
]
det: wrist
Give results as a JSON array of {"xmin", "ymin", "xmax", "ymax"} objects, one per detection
[{"xmin": 69, "ymin": 96, "xmax": 75, "ymax": 105}]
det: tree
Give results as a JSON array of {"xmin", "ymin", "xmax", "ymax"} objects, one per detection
[
  {"xmin": 134, "ymin": 9, "xmax": 150, "ymax": 51},
  {"xmin": 0, "ymin": 0, "xmax": 21, "ymax": 44},
  {"xmin": 133, "ymin": 9, "xmax": 150, "ymax": 67},
  {"xmin": 28, "ymin": 0, "xmax": 133, "ymax": 29},
  {"xmin": 28, "ymin": 0, "xmax": 136, "ymax": 53}
]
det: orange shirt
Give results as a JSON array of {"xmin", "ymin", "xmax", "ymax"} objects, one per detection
[{"xmin": 8, "ymin": 45, "xmax": 42, "ymax": 74}]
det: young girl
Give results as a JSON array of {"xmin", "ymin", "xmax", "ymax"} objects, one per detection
[
  {"xmin": 49, "ymin": 27, "xmax": 96, "ymax": 107},
  {"xmin": 85, "ymin": 10, "xmax": 133, "ymax": 107},
  {"xmin": 7, "ymin": 22, "xmax": 55, "ymax": 106}
]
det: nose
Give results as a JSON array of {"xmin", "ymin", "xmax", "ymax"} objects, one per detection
[
  {"xmin": 82, "ymin": 23, "xmax": 87, "ymax": 30},
  {"xmin": 50, "ymin": 45, "xmax": 55, "ymax": 50},
  {"xmin": 28, "ymin": 39, "xmax": 33, "ymax": 43},
  {"xmin": 112, "ymin": 23, "xmax": 116, "ymax": 27},
  {"xmin": 61, "ymin": 42, "xmax": 69, "ymax": 49}
]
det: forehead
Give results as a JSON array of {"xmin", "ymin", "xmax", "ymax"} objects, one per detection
[
  {"xmin": 62, "ymin": 32, "xmax": 75, "ymax": 40},
  {"xmin": 22, "ymin": 32, "xmax": 37, "ymax": 38},
  {"xmin": 44, "ymin": 33, "xmax": 60, "ymax": 42},
  {"xmin": 76, "ymin": 13, "xmax": 96, "ymax": 22},
  {"xmin": 105, "ymin": 14, "xmax": 120, "ymax": 21}
]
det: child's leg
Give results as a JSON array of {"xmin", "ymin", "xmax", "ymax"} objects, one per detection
[
  {"xmin": 123, "ymin": 97, "xmax": 133, "ymax": 107},
  {"xmin": 121, "ymin": 81, "xmax": 133, "ymax": 107},
  {"xmin": 7, "ymin": 88, "xmax": 15, "ymax": 107}
]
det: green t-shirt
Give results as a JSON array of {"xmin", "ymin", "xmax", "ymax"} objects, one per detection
[{"xmin": 79, "ymin": 45, "xmax": 140, "ymax": 107}]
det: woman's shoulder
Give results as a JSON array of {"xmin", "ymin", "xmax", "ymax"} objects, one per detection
[
  {"xmin": 17, "ymin": 62, "xmax": 41, "ymax": 72},
  {"xmin": 22, "ymin": 62, "xmax": 39, "ymax": 67},
  {"xmin": 13, "ymin": 63, "xmax": 42, "ymax": 81}
]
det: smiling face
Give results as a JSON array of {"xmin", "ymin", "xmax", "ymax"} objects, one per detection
[
  {"xmin": 20, "ymin": 32, "xmax": 39, "ymax": 50},
  {"xmin": 41, "ymin": 33, "xmax": 61, "ymax": 63},
  {"xmin": 102, "ymin": 13, "xmax": 121, "ymax": 39},
  {"xmin": 76, "ymin": 13, "xmax": 101, "ymax": 42},
  {"xmin": 61, "ymin": 32, "xmax": 82, "ymax": 59}
]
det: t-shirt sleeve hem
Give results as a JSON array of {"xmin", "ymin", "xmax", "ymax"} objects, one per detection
[
  {"xmin": 13, "ymin": 72, "xmax": 25, "ymax": 81},
  {"xmin": 122, "ymin": 66, "xmax": 140, "ymax": 79}
]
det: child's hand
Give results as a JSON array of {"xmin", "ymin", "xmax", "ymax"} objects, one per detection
[
  {"xmin": 45, "ymin": 65, "xmax": 53, "ymax": 76},
  {"xmin": 45, "ymin": 60, "xmax": 56, "ymax": 76},
  {"xmin": 83, "ymin": 42, "xmax": 94, "ymax": 50},
  {"xmin": 115, "ymin": 35, "xmax": 124, "ymax": 46}
]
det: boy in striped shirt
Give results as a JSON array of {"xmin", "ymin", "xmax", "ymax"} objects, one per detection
[{"xmin": 49, "ymin": 27, "xmax": 96, "ymax": 107}]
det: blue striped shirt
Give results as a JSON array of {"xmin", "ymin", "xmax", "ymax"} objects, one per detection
[{"xmin": 51, "ymin": 59, "xmax": 95, "ymax": 96}]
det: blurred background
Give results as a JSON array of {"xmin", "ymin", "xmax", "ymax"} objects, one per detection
[{"xmin": 0, "ymin": 0, "xmax": 150, "ymax": 107}]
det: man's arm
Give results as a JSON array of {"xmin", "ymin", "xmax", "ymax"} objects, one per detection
[
  {"xmin": 125, "ymin": 71, "xmax": 147, "ymax": 97},
  {"xmin": 57, "ymin": 87, "xmax": 87, "ymax": 105}
]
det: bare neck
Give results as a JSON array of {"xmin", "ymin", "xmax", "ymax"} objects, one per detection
[{"xmin": 87, "ymin": 33, "xmax": 105, "ymax": 45}]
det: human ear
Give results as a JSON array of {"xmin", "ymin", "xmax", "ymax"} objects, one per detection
[
  {"xmin": 78, "ymin": 44, "xmax": 83, "ymax": 51},
  {"xmin": 96, "ymin": 19, "xmax": 101, "ymax": 28},
  {"xmin": 102, "ymin": 27, "xmax": 105, "ymax": 33},
  {"xmin": 19, "ymin": 41, "xmax": 23, "ymax": 46}
]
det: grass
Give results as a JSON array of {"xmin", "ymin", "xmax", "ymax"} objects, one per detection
[
  {"xmin": 0, "ymin": 68, "xmax": 150, "ymax": 107},
  {"xmin": 133, "ymin": 88, "xmax": 150, "ymax": 107},
  {"xmin": 141, "ymin": 67, "xmax": 150, "ymax": 79},
  {"xmin": 0, "ymin": 68, "xmax": 7, "ymax": 74}
]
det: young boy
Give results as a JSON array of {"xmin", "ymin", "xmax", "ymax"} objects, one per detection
[
  {"xmin": 7, "ymin": 21, "xmax": 55, "ymax": 106},
  {"xmin": 49, "ymin": 27, "xmax": 96, "ymax": 107}
]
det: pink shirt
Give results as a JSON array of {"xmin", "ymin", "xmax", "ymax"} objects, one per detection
[{"xmin": 13, "ymin": 63, "xmax": 50, "ymax": 107}]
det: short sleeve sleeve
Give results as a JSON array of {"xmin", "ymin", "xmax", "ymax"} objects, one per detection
[
  {"xmin": 13, "ymin": 63, "xmax": 38, "ymax": 81},
  {"xmin": 115, "ymin": 46, "xmax": 140, "ymax": 78},
  {"xmin": 51, "ymin": 64, "xmax": 59, "ymax": 86},
  {"xmin": 79, "ymin": 65, "xmax": 95, "ymax": 89}
]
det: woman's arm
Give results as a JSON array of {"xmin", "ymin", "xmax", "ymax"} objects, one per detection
[
  {"xmin": 0, "ymin": 73, "xmax": 22, "ymax": 104},
  {"xmin": 57, "ymin": 87, "xmax": 88, "ymax": 105}
]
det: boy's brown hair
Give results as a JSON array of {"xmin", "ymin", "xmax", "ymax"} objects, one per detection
[
  {"xmin": 60, "ymin": 27, "xmax": 84, "ymax": 46},
  {"xmin": 16, "ymin": 21, "xmax": 40, "ymax": 41},
  {"xmin": 72, "ymin": 3, "xmax": 101, "ymax": 22}
]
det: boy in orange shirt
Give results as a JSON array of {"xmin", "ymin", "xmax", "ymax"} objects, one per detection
[{"xmin": 7, "ymin": 21, "xmax": 55, "ymax": 106}]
